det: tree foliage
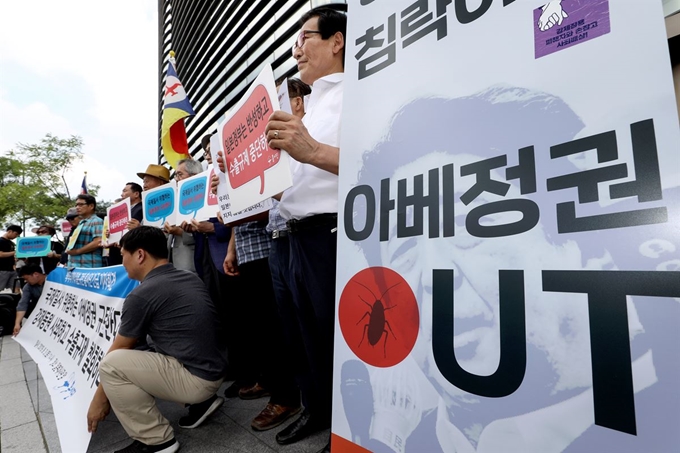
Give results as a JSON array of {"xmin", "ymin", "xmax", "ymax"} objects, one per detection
[{"xmin": 0, "ymin": 134, "xmax": 100, "ymax": 232}]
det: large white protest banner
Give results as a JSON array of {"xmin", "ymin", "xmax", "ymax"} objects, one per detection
[
  {"xmin": 333, "ymin": 1, "xmax": 680, "ymax": 453},
  {"xmin": 14, "ymin": 266, "xmax": 138, "ymax": 453},
  {"xmin": 216, "ymin": 64, "xmax": 292, "ymax": 212}
]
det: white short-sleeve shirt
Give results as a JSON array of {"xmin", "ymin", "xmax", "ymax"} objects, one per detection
[{"xmin": 279, "ymin": 72, "xmax": 344, "ymax": 221}]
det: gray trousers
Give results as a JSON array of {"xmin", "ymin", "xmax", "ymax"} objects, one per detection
[{"xmin": 0, "ymin": 270, "xmax": 16, "ymax": 290}]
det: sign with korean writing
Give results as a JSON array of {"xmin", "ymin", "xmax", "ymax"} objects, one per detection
[
  {"xmin": 217, "ymin": 64, "xmax": 292, "ymax": 212},
  {"xmin": 333, "ymin": 1, "xmax": 680, "ymax": 453},
  {"xmin": 61, "ymin": 220, "xmax": 72, "ymax": 236},
  {"xmin": 16, "ymin": 236, "xmax": 51, "ymax": 258},
  {"xmin": 210, "ymin": 132, "xmax": 274, "ymax": 223},
  {"xmin": 176, "ymin": 170, "xmax": 217, "ymax": 223},
  {"xmin": 106, "ymin": 198, "xmax": 131, "ymax": 244},
  {"xmin": 13, "ymin": 266, "xmax": 139, "ymax": 453},
  {"xmin": 142, "ymin": 181, "xmax": 177, "ymax": 228}
]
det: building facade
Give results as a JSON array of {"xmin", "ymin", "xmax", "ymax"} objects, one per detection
[{"xmin": 157, "ymin": 0, "xmax": 346, "ymax": 165}]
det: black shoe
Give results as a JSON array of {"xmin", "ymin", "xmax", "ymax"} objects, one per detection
[
  {"xmin": 275, "ymin": 410, "xmax": 326, "ymax": 445},
  {"xmin": 178, "ymin": 394, "xmax": 224, "ymax": 429},
  {"xmin": 316, "ymin": 441, "xmax": 331, "ymax": 453},
  {"xmin": 223, "ymin": 381, "xmax": 246, "ymax": 398},
  {"xmin": 114, "ymin": 438, "xmax": 179, "ymax": 453}
]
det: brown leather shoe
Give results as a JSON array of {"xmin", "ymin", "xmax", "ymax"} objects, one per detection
[
  {"xmin": 238, "ymin": 382, "xmax": 271, "ymax": 400},
  {"xmin": 251, "ymin": 403, "xmax": 302, "ymax": 431}
]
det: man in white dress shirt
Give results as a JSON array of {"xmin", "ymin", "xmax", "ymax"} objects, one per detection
[{"xmin": 265, "ymin": 5, "xmax": 346, "ymax": 453}]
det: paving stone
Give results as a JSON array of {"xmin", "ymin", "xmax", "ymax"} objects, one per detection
[
  {"xmin": 37, "ymin": 412, "xmax": 62, "ymax": 453},
  {"xmin": 1, "ymin": 421, "xmax": 47, "ymax": 453},
  {"xmin": 0, "ymin": 338, "xmax": 21, "ymax": 361},
  {"xmin": 0, "ymin": 358, "xmax": 25, "ymax": 386},
  {"xmin": 0, "ymin": 380, "xmax": 37, "ymax": 430},
  {"xmin": 22, "ymin": 359, "xmax": 38, "ymax": 381}
]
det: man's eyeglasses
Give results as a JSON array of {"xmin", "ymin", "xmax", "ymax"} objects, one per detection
[
  {"xmin": 292, "ymin": 30, "xmax": 322, "ymax": 55},
  {"xmin": 74, "ymin": 202, "xmax": 88, "ymax": 207}
]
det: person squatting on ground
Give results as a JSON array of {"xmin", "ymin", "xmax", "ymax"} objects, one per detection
[
  {"xmin": 86, "ymin": 226, "xmax": 227, "ymax": 453},
  {"xmin": 12, "ymin": 264, "xmax": 45, "ymax": 336}
]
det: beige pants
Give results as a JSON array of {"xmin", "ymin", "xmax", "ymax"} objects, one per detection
[{"xmin": 100, "ymin": 349, "xmax": 223, "ymax": 444}]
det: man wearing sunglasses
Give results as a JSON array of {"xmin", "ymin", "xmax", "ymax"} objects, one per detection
[{"xmin": 265, "ymin": 6, "xmax": 345, "ymax": 453}]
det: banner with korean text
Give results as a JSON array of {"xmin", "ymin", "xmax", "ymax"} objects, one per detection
[
  {"xmin": 210, "ymin": 134, "xmax": 274, "ymax": 223},
  {"xmin": 142, "ymin": 180, "xmax": 177, "ymax": 228},
  {"xmin": 176, "ymin": 169, "xmax": 219, "ymax": 223},
  {"xmin": 14, "ymin": 266, "xmax": 138, "ymax": 453},
  {"xmin": 333, "ymin": 1, "xmax": 680, "ymax": 453},
  {"xmin": 216, "ymin": 64, "xmax": 292, "ymax": 212},
  {"xmin": 16, "ymin": 236, "xmax": 51, "ymax": 258},
  {"xmin": 106, "ymin": 198, "xmax": 131, "ymax": 244}
]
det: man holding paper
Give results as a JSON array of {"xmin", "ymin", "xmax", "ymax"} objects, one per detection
[
  {"xmin": 264, "ymin": 5, "xmax": 345, "ymax": 451},
  {"xmin": 66, "ymin": 194, "xmax": 104, "ymax": 268}
]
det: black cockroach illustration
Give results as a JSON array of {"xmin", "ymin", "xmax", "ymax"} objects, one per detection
[{"xmin": 353, "ymin": 280, "xmax": 401, "ymax": 357}]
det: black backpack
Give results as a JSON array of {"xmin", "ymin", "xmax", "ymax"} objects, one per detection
[{"xmin": 0, "ymin": 294, "xmax": 18, "ymax": 337}]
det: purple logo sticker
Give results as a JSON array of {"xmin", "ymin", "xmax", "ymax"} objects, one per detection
[{"xmin": 534, "ymin": 0, "xmax": 610, "ymax": 59}]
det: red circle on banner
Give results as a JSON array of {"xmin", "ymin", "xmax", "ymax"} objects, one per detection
[{"xmin": 339, "ymin": 267, "xmax": 419, "ymax": 368}]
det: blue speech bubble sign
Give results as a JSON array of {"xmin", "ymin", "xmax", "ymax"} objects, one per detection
[
  {"xmin": 145, "ymin": 187, "xmax": 175, "ymax": 224},
  {"xmin": 179, "ymin": 176, "xmax": 207, "ymax": 218},
  {"xmin": 16, "ymin": 236, "xmax": 51, "ymax": 258}
]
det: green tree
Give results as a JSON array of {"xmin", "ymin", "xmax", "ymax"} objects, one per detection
[{"xmin": 0, "ymin": 134, "xmax": 100, "ymax": 233}]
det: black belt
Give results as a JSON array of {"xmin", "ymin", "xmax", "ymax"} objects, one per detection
[
  {"xmin": 287, "ymin": 213, "xmax": 337, "ymax": 234},
  {"xmin": 271, "ymin": 229, "xmax": 289, "ymax": 239}
]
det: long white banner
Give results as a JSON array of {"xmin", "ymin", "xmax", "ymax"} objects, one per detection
[
  {"xmin": 334, "ymin": 1, "xmax": 680, "ymax": 452},
  {"xmin": 14, "ymin": 266, "xmax": 138, "ymax": 453}
]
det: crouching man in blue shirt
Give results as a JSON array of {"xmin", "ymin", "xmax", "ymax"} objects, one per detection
[{"xmin": 87, "ymin": 226, "xmax": 227, "ymax": 453}]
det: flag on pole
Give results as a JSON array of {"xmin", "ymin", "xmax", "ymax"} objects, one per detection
[
  {"xmin": 161, "ymin": 50, "xmax": 195, "ymax": 169},
  {"xmin": 80, "ymin": 172, "xmax": 88, "ymax": 194}
]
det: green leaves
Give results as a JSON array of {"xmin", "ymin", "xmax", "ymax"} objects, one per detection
[{"xmin": 0, "ymin": 134, "xmax": 86, "ymax": 231}]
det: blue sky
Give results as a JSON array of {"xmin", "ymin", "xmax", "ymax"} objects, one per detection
[{"xmin": 0, "ymin": 0, "xmax": 158, "ymax": 204}]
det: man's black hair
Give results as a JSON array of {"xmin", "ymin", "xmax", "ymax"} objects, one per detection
[
  {"xmin": 288, "ymin": 77, "xmax": 312, "ymax": 99},
  {"xmin": 7, "ymin": 225, "xmax": 22, "ymax": 234},
  {"xmin": 300, "ymin": 5, "xmax": 347, "ymax": 64},
  {"xmin": 125, "ymin": 182, "xmax": 143, "ymax": 197},
  {"xmin": 76, "ymin": 194, "xmax": 97, "ymax": 209},
  {"xmin": 120, "ymin": 226, "xmax": 169, "ymax": 260},
  {"xmin": 201, "ymin": 134, "xmax": 212, "ymax": 151},
  {"xmin": 18, "ymin": 264, "xmax": 43, "ymax": 277}
]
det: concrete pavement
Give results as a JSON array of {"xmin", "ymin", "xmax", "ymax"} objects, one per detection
[{"xmin": 0, "ymin": 335, "xmax": 329, "ymax": 453}]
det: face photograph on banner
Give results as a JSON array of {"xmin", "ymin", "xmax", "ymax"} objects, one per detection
[
  {"xmin": 13, "ymin": 266, "xmax": 139, "ymax": 453},
  {"xmin": 218, "ymin": 64, "xmax": 292, "ymax": 212},
  {"xmin": 333, "ymin": 1, "xmax": 680, "ymax": 453},
  {"xmin": 210, "ymin": 130, "xmax": 273, "ymax": 223},
  {"xmin": 142, "ymin": 180, "xmax": 177, "ymax": 228}
]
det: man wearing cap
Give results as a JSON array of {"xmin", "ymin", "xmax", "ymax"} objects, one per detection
[
  {"xmin": 0, "ymin": 225, "xmax": 22, "ymax": 290},
  {"xmin": 66, "ymin": 194, "xmax": 104, "ymax": 268},
  {"xmin": 27, "ymin": 225, "xmax": 64, "ymax": 275},
  {"xmin": 60, "ymin": 209, "xmax": 81, "ymax": 266},
  {"xmin": 137, "ymin": 164, "xmax": 170, "ymax": 192}
]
